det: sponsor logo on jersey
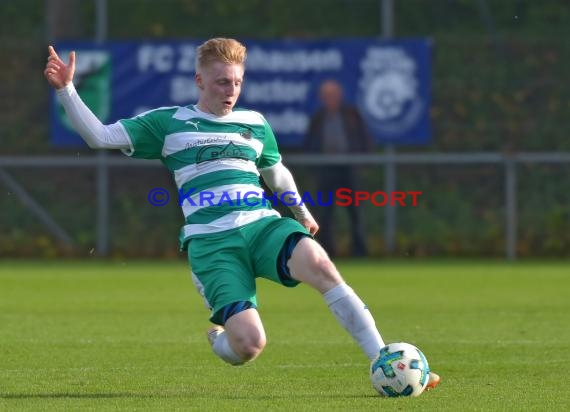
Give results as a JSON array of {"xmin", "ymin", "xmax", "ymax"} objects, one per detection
[
  {"xmin": 196, "ymin": 142, "xmax": 249, "ymax": 163},
  {"xmin": 240, "ymin": 129, "xmax": 252, "ymax": 139}
]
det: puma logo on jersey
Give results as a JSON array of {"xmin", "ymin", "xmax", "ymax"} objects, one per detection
[{"xmin": 186, "ymin": 120, "xmax": 200, "ymax": 130}]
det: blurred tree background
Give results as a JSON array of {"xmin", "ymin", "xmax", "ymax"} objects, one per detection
[{"xmin": 0, "ymin": 0, "xmax": 568, "ymax": 258}]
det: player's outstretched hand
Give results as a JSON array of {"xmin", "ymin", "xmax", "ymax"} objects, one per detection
[
  {"xmin": 44, "ymin": 45, "xmax": 75, "ymax": 90},
  {"xmin": 299, "ymin": 215, "xmax": 319, "ymax": 236}
]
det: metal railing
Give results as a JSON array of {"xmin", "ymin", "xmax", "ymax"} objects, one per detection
[{"xmin": 2, "ymin": 152, "xmax": 569, "ymax": 259}]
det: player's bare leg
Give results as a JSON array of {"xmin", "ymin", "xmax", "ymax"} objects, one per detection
[
  {"xmin": 288, "ymin": 237, "xmax": 441, "ymax": 390},
  {"xmin": 287, "ymin": 237, "xmax": 384, "ymax": 359},
  {"xmin": 207, "ymin": 308, "xmax": 266, "ymax": 365}
]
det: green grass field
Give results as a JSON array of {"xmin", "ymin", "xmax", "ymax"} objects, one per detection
[{"xmin": 1, "ymin": 260, "xmax": 569, "ymax": 411}]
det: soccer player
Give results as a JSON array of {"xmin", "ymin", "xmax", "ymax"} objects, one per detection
[{"xmin": 44, "ymin": 38, "xmax": 439, "ymax": 389}]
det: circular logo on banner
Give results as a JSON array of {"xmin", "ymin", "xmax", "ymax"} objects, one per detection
[{"xmin": 357, "ymin": 47, "xmax": 425, "ymax": 139}]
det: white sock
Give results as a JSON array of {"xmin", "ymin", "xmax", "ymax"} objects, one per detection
[
  {"xmin": 323, "ymin": 283, "xmax": 385, "ymax": 360},
  {"xmin": 212, "ymin": 331, "xmax": 244, "ymax": 366}
]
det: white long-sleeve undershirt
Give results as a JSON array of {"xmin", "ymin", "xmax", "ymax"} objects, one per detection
[
  {"xmin": 260, "ymin": 161, "xmax": 312, "ymax": 220},
  {"xmin": 56, "ymin": 83, "xmax": 132, "ymax": 150}
]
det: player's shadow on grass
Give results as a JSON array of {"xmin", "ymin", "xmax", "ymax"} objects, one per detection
[
  {"xmin": 217, "ymin": 394, "xmax": 380, "ymax": 400},
  {"xmin": 0, "ymin": 393, "xmax": 155, "ymax": 399},
  {"xmin": 1, "ymin": 393, "xmax": 380, "ymax": 400}
]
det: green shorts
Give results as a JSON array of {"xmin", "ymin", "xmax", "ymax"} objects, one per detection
[{"xmin": 188, "ymin": 216, "xmax": 311, "ymax": 325}]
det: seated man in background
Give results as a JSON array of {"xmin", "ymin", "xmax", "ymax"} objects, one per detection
[{"xmin": 304, "ymin": 79, "xmax": 373, "ymax": 258}]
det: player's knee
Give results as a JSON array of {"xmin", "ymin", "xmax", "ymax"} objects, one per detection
[
  {"xmin": 234, "ymin": 331, "xmax": 266, "ymax": 361},
  {"xmin": 305, "ymin": 243, "xmax": 343, "ymax": 286},
  {"xmin": 224, "ymin": 307, "xmax": 266, "ymax": 362},
  {"xmin": 289, "ymin": 238, "xmax": 344, "ymax": 292},
  {"xmin": 312, "ymin": 244, "xmax": 339, "ymax": 276}
]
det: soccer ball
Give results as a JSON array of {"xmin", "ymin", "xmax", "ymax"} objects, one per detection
[{"xmin": 370, "ymin": 342, "xmax": 430, "ymax": 397}]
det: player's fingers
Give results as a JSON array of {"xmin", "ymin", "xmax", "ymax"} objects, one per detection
[
  {"xmin": 47, "ymin": 53, "xmax": 63, "ymax": 65},
  {"xmin": 46, "ymin": 61, "xmax": 62, "ymax": 70},
  {"xmin": 69, "ymin": 50, "xmax": 76, "ymax": 68},
  {"xmin": 308, "ymin": 221, "xmax": 319, "ymax": 235},
  {"xmin": 48, "ymin": 47, "xmax": 65, "ymax": 66},
  {"xmin": 48, "ymin": 45, "xmax": 60, "ymax": 60},
  {"xmin": 45, "ymin": 66, "xmax": 60, "ymax": 76}
]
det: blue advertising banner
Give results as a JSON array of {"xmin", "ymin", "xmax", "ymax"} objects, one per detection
[{"xmin": 51, "ymin": 38, "xmax": 432, "ymax": 147}]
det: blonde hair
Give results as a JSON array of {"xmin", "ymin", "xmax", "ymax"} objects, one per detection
[{"xmin": 195, "ymin": 38, "xmax": 247, "ymax": 72}]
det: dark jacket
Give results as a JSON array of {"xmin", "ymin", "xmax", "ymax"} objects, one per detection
[{"xmin": 303, "ymin": 105, "xmax": 374, "ymax": 153}]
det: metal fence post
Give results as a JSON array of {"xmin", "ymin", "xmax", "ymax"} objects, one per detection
[
  {"xmin": 94, "ymin": 0, "xmax": 110, "ymax": 256},
  {"xmin": 96, "ymin": 151, "xmax": 110, "ymax": 255},
  {"xmin": 505, "ymin": 155, "xmax": 517, "ymax": 260},
  {"xmin": 384, "ymin": 147, "xmax": 397, "ymax": 253},
  {"xmin": 381, "ymin": 0, "xmax": 397, "ymax": 254}
]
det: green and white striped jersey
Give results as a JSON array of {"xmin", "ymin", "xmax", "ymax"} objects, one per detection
[{"xmin": 120, "ymin": 105, "xmax": 282, "ymax": 249}]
